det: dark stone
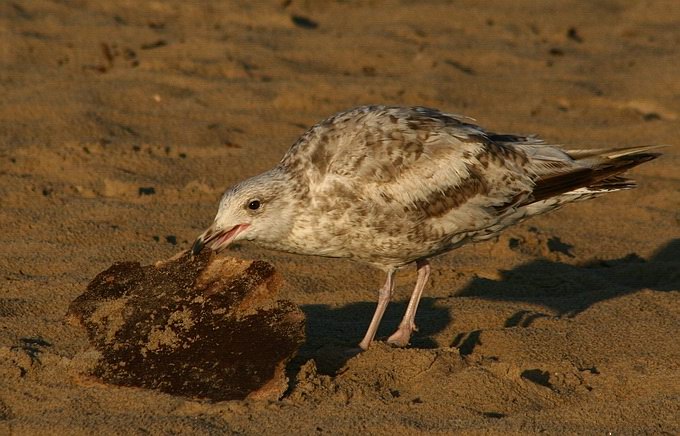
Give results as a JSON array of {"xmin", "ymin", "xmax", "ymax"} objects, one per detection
[
  {"xmin": 547, "ymin": 236, "xmax": 575, "ymax": 257},
  {"xmin": 291, "ymin": 15, "xmax": 318, "ymax": 29},
  {"xmin": 67, "ymin": 251, "xmax": 305, "ymax": 401},
  {"xmin": 567, "ymin": 27, "xmax": 583, "ymax": 43},
  {"xmin": 138, "ymin": 187, "xmax": 155, "ymax": 196},
  {"xmin": 508, "ymin": 237, "xmax": 521, "ymax": 250},
  {"xmin": 521, "ymin": 369, "xmax": 552, "ymax": 388},
  {"xmin": 444, "ymin": 59, "xmax": 476, "ymax": 75},
  {"xmin": 362, "ymin": 66, "xmax": 376, "ymax": 76},
  {"xmin": 140, "ymin": 40, "xmax": 167, "ymax": 50}
]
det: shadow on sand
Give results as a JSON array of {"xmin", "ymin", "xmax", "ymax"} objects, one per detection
[
  {"xmin": 449, "ymin": 238, "xmax": 679, "ymax": 354},
  {"xmin": 293, "ymin": 238, "xmax": 679, "ymax": 374},
  {"xmin": 294, "ymin": 297, "xmax": 451, "ymax": 374},
  {"xmin": 458, "ymin": 238, "xmax": 679, "ymax": 316}
]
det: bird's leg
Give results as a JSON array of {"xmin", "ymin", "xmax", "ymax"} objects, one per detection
[
  {"xmin": 358, "ymin": 270, "xmax": 396, "ymax": 350},
  {"xmin": 387, "ymin": 259, "xmax": 431, "ymax": 347}
]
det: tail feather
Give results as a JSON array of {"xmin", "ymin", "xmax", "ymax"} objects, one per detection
[
  {"xmin": 471, "ymin": 144, "xmax": 663, "ymax": 243},
  {"xmin": 526, "ymin": 147, "xmax": 662, "ymax": 205},
  {"xmin": 565, "ymin": 144, "xmax": 669, "ymax": 161},
  {"xmin": 587, "ymin": 175, "xmax": 637, "ymax": 191}
]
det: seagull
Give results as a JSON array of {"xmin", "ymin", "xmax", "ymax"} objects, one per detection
[{"xmin": 191, "ymin": 105, "xmax": 661, "ymax": 350}]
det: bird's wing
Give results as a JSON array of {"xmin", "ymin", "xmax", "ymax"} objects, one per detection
[
  {"xmin": 282, "ymin": 105, "xmax": 659, "ymax": 236},
  {"xmin": 281, "ymin": 106, "xmax": 541, "ymax": 231},
  {"xmin": 282, "ymin": 106, "xmax": 479, "ymax": 183}
]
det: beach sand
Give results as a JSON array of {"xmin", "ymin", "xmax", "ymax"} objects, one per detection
[{"xmin": 1, "ymin": 0, "xmax": 679, "ymax": 433}]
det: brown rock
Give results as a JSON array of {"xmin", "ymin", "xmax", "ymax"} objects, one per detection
[{"xmin": 67, "ymin": 251, "xmax": 305, "ymax": 401}]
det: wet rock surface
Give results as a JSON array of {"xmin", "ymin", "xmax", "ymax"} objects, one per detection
[{"xmin": 67, "ymin": 251, "xmax": 305, "ymax": 401}]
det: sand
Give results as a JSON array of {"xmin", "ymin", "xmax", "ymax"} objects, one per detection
[{"xmin": 1, "ymin": 0, "xmax": 679, "ymax": 434}]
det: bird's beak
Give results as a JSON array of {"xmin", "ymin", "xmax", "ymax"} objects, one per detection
[
  {"xmin": 191, "ymin": 232, "xmax": 207, "ymax": 255},
  {"xmin": 192, "ymin": 223, "xmax": 250, "ymax": 256}
]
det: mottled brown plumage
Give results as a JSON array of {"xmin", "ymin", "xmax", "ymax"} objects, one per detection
[{"xmin": 192, "ymin": 105, "xmax": 662, "ymax": 349}]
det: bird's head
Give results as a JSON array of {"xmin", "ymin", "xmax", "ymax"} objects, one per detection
[{"xmin": 192, "ymin": 169, "xmax": 296, "ymax": 255}]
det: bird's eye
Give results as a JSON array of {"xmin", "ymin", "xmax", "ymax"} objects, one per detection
[{"xmin": 247, "ymin": 199, "xmax": 261, "ymax": 210}]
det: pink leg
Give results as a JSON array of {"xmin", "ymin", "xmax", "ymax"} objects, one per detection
[
  {"xmin": 387, "ymin": 259, "xmax": 431, "ymax": 347},
  {"xmin": 358, "ymin": 270, "xmax": 396, "ymax": 350}
]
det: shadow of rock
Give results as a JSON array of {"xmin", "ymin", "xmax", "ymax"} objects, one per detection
[
  {"xmin": 294, "ymin": 297, "xmax": 450, "ymax": 375},
  {"xmin": 457, "ymin": 238, "xmax": 680, "ymax": 324}
]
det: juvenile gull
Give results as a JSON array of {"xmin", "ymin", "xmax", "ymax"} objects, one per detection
[{"xmin": 192, "ymin": 105, "xmax": 661, "ymax": 350}]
